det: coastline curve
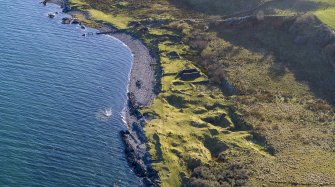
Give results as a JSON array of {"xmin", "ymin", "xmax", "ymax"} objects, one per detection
[{"xmin": 41, "ymin": 0, "xmax": 159, "ymax": 186}]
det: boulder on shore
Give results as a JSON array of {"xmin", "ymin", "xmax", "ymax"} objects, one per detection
[
  {"xmin": 71, "ymin": 18, "xmax": 80, "ymax": 24},
  {"xmin": 62, "ymin": 17, "xmax": 72, "ymax": 24},
  {"xmin": 42, "ymin": 0, "xmax": 47, "ymax": 6}
]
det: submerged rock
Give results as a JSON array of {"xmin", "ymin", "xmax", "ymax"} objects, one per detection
[
  {"xmin": 48, "ymin": 13, "xmax": 55, "ymax": 19},
  {"xmin": 62, "ymin": 17, "xmax": 72, "ymax": 24}
]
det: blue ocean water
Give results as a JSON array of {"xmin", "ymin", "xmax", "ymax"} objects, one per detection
[{"xmin": 0, "ymin": 0, "xmax": 140, "ymax": 186}]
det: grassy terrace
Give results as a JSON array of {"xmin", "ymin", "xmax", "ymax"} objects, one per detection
[{"xmin": 68, "ymin": 0, "xmax": 335, "ymax": 186}]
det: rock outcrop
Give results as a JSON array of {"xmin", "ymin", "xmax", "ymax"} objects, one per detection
[
  {"xmin": 178, "ymin": 68, "xmax": 201, "ymax": 81},
  {"xmin": 289, "ymin": 14, "xmax": 335, "ymax": 67}
]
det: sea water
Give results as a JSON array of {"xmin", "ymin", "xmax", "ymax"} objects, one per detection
[{"xmin": 0, "ymin": 0, "xmax": 140, "ymax": 186}]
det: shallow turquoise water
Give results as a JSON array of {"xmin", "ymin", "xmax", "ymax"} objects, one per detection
[{"xmin": 0, "ymin": 0, "xmax": 140, "ymax": 186}]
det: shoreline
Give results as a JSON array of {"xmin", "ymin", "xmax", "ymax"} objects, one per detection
[
  {"xmin": 41, "ymin": 0, "xmax": 335, "ymax": 186},
  {"xmin": 42, "ymin": 0, "xmax": 159, "ymax": 186},
  {"xmin": 101, "ymin": 27, "xmax": 159, "ymax": 186},
  {"xmin": 113, "ymin": 32, "xmax": 159, "ymax": 187}
]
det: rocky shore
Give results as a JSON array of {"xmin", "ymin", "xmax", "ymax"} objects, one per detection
[
  {"xmin": 42, "ymin": 0, "xmax": 160, "ymax": 186},
  {"xmin": 42, "ymin": 0, "xmax": 68, "ymax": 10},
  {"xmin": 101, "ymin": 26, "xmax": 159, "ymax": 186},
  {"xmin": 109, "ymin": 31, "xmax": 160, "ymax": 186}
]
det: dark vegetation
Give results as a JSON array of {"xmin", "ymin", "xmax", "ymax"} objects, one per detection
[
  {"xmin": 172, "ymin": 0, "xmax": 263, "ymax": 15},
  {"xmin": 189, "ymin": 162, "xmax": 249, "ymax": 187},
  {"xmin": 204, "ymin": 14, "xmax": 335, "ymax": 105}
]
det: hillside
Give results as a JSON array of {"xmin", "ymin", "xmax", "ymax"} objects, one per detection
[
  {"xmin": 175, "ymin": 0, "xmax": 335, "ymax": 29},
  {"xmin": 66, "ymin": 0, "xmax": 335, "ymax": 186}
]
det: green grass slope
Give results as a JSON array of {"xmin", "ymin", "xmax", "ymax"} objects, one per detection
[{"xmin": 67, "ymin": 0, "xmax": 335, "ymax": 186}]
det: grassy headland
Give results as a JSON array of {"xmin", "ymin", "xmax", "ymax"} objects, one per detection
[{"xmin": 66, "ymin": 0, "xmax": 335, "ymax": 186}]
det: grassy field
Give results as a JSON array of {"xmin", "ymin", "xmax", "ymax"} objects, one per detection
[
  {"xmin": 314, "ymin": 7, "xmax": 335, "ymax": 29},
  {"xmin": 68, "ymin": 0, "xmax": 132, "ymax": 29},
  {"xmin": 67, "ymin": 0, "xmax": 335, "ymax": 186}
]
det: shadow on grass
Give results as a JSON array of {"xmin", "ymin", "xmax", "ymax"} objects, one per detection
[
  {"xmin": 169, "ymin": 0, "xmax": 261, "ymax": 15},
  {"xmin": 170, "ymin": 0, "xmax": 328, "ymax": 16},
  {"xmin": 263, "ymin": 0, "xmax": 328, "ymax": 14},
  {"xmin": 214, "ymin": 16, "xmax": 335, "ymax": 107},
  {"xmin": 152, "ymin": 133, "xmax": 164, "ymax": 162}
]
